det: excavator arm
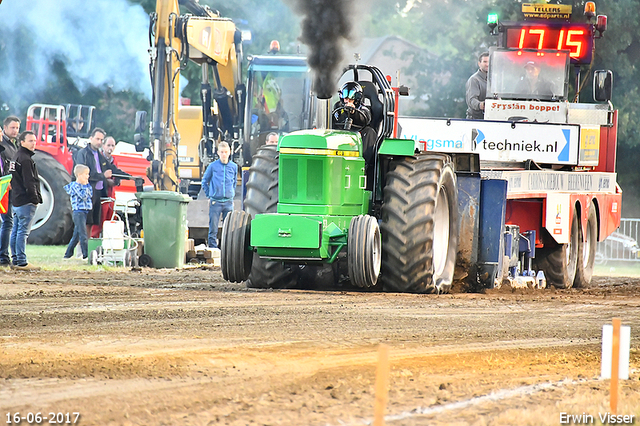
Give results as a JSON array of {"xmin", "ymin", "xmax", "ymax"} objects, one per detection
[{"xmin": 141, "ymin": 0, "xmax": 243, "ymax": 191}]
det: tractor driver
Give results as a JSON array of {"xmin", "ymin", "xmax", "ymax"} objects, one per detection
[{"xmin": 332, "ymin": 81, "xmax": 377, "ymax": 190}]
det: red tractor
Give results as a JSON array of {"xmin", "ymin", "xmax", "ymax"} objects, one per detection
[{"xmin": 25, "ymin": 104, "xmax": 151, "ymax": 245}]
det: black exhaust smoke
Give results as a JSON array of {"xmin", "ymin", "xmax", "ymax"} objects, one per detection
[{"xmin": 286, "ymin": 0, "xmax": 355, "ymax": 99}]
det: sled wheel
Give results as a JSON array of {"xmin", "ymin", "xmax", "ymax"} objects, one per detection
[
  {"xmin": 574, "ymin": 203, "xmax": 598, "ymax": 288},
  {"xmin": 348, "ymin": 215, "xmax": 381, "ymax": 288},
  {"xmin": 535, "ymin": 206, "xmax": 580, "ymax": 289},
  {"xmin": 221, "ymin": 210, "xmax": 253, "ymax": 282}
]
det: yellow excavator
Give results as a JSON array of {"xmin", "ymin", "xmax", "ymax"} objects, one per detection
[
  {"xmin": 135, "ymin": 0, "xmax": 244, "ymax": 194},
  {"xmin": 134, "ymin": 0, "xmax": 314, "ymax": 243}
]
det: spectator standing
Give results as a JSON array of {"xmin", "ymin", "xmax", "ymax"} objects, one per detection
[
  {"xmin": 0, "ymin": 127, "xmax": 8, "ymax": 180},
  {"xmin": 0, "ymin": 127, "xmax": 11, "ymax": 267},
  {"xmin": 0, "ymin": 116, "xmax": 21, "ymax": 266},
  {"xmin": 9, "ymin": 131, "xmax": 42, "ymax": 270},
  {"xmin": 102, "ymin": 136, "xmax": 117, "ymax": 164},
  {"xmin": 63, "ymin": 164, "xmax": 93, "ymax": 260},
  {"xmin": 265, "ymin": 132, "xmax": 279, "ymax": 145},
  {"xmin": 74, "ymin": 128, "xmax": 127, "ymax": 238},
  {"xmin": 101, "ymin": 136, "xmax": 118, "ymax": 224},
  {"xmin": 201, "ymin": 142, "xmax": 237, "ymax": 248},
  {"xmin": 1, "ymin": 116, "xmax": 20, "ymax": 160},
  {"xmin": 465, "ymin": 52, "xmax": 489, "ymax": 119}
]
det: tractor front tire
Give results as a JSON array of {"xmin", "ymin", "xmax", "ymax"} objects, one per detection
[
  {"xmin": 348, "ymin": 215, "xmax": 381, "ymax": 288},
  {"xmin": 381, "ymin": 154, "xmax": 458, "ymax": 294},
  {"xmin": 535, "ymin": 206, "xmax": 580, "ymax": 289},
  {"xmin": 574, "ymin": 203, "xmax": 598, "ymax": 288},
  {"xmin": 221, "ymin": 210, "xmax": 253, "ymax": 283},
  {"xmin": 244, "ymin": 145, "xmax": 297, "ymax": 289},
  {"xmin": 28, "ymin": 151, "xmax": 73, "ymax": 245}
]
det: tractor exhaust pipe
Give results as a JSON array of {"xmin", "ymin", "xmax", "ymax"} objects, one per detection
[{"xmin": 315, "ymin": 97, "xmax": 332, "ymax": 130}]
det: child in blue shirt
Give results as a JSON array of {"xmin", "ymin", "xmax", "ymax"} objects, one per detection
[
  {"xmin": 63, "ymin": 164, "xmax": 93, "ymax": 259},
  {"xmin": 201, "ymin": 141, "xmax": 237, "ymax": 248}
]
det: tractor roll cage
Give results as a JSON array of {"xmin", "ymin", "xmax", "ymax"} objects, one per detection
[
  {"xmin": 340, "ymin": 64, "xmax": 397, "ymax": 209},
  {"xmin": 341, "ymin": 64, "xmax": 395, "ymax": 143}
]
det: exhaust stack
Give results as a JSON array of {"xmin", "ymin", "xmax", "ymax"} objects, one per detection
[{"xmin": 315, "ymin": 97, "xmax": 332, "ymax": 130}]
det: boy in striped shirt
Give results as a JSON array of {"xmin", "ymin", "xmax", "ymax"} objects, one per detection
[{"xmin": 63, "ymin": 164, "xmax": 93, "ymax": 259}]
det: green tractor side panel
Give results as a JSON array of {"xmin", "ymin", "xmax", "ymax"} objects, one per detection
[
  {"xmin": 251, "ymin": 214, "xmax": 321, "ymax": 249},
  {"xmin": 279, "ymin": 129, "xmax": 361, "ymax": 151},
  {"xmin": 250, "ymin": 214, "xmax": 351, "ymax": 261},
  {"xmin": 378, "ymin": 138, "xmax": 415, "ymax": 156}
]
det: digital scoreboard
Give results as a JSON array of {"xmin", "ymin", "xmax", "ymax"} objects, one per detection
[{"xmin": 500, "ymin": 22, "xmax": 594, "ymax": 65}]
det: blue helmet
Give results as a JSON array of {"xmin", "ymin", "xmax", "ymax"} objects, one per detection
[{"xmin": 338, "ymin": 82, "xmax": 363, "ymax": 107}]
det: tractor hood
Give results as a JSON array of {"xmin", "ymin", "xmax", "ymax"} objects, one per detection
[{"xmin": 279, "ymin": 129, "xmax": 362, "ymax": 154}]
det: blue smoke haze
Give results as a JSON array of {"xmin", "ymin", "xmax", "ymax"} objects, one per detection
[{"xmin": 0, "ymin": 0, "xmax": 151, "ymax": 109}]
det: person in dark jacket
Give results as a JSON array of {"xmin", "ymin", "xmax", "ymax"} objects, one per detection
[
  {"xmin": 100, "ymin": 136, "xmax": 119, "ymax": 227},
  {"xmin": 74, "ymin": 128, "xmax": 128, "ymax": 238},
  {"xmin": 332, "ymin": 81, "xmax": 377, "ymax": 190},
  {"xmin": 1, "ymin": 116, "xmax": 20, "ymax": 161},
  {"xmin": 201, "ymin": 141, "xmax": 237, "ymax": 248},
  {"xmin": 9, "ymin": 131, "xmax": 42, "ymax": 270},
  {"xmin": 0, "ymin": 128, "xmax": 11, "ymax": 229},
  {"xmin": 515, "ymin": 60, "xmax": 555, "ymax": 100},
  {"xmin": 0, "ymin": 128, "xmax": 8, "ymax": 178},
  {"xmin": 332, "ymin": 81, "xmax": 372, "ymax": 132},
  {"xmin": 0, "ymin": 116, "xmax": 21, "ymax": 266}
]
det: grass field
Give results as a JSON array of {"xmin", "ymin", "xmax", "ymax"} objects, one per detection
[
  {"xmin": 18, "ymin": 245, "xmax": 115, "ymax": 270},
  {"xmin": 17, "ymin": 245, "xmax": 640, "ymax": 277},
  {"xmin": 593, "ymin": 262, "xmax": 640, "ymax": 277}
]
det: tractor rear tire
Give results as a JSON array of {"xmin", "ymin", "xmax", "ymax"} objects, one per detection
[
  {"xmin": 221, "ymin": 210, "xmax": 253, "ymax": 283},
  {"xmin": 244, "ymin": 145, "xmax": 297, "ymax": 289},
  {"xmin": 28, "ymin": 151, "xmax": 73, "ymax": 245},
  {"xmin": 574, "ymin": 203, "xmax": 597, "ymax": 288},
  {"xmin": 535, "ymin": 206, "xmax": 580, "ymax": 289},
  {"xmin": 380, "ymin": 154, "xmax": 458, "ymax": 294},
  {"xmin": 348, "ymin": 215, "xmax": 381, "ymax": 288}
]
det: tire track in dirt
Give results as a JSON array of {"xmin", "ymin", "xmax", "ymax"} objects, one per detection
[
  {"xmin": 0, "ymin": 336, "xmax": 599, "ymax": 409},
  {"xmin": 1, "ymin": 271, "xmax": 639, "ymax": 425}
]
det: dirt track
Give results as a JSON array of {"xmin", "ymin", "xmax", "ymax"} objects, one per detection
[{"xmin": 1, "ymin": 267, "xmax": 639, "ymax": 425}]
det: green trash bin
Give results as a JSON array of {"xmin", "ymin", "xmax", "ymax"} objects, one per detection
[{"xmin": 136, "ymin": 191, "xmax": 191, "ymax": 268}]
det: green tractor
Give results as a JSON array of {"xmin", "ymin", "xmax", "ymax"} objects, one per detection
[{"xmin": 221, "ymin": 65, "xmax": 459, "ymax": 293}]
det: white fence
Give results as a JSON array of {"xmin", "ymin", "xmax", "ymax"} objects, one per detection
[{"xmin": 596, "ymin": 218, "xmax": 640, "ymax": 264}]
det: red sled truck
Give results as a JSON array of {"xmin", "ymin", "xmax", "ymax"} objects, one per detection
[{"xmin": 398, "ymin": 3, "xmax": 620, "ymax": 289}]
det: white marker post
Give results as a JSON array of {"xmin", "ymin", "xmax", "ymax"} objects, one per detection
[{"xmin": 601, "ymin": 318, "xmax": 631, "ymax": 414}]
